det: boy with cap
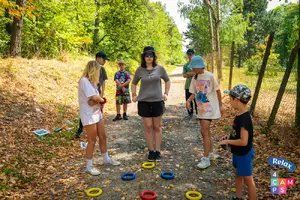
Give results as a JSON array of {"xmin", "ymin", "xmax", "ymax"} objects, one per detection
[
  {"xmin": 219, "ymin": 84, "xmax": 256, "ymax": 200},
  {"xmin": 75, "ymin": 52, "xmax": 109, "ymax": 138},
  {"xmin": 183, "ymin": 48, "xmax": 197, "ymax": 120},
  {"xmin": 113, "ymin": 60, "xmax": 131, "ymax": 121}
]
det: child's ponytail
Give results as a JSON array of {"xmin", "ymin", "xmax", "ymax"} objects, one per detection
[{"xmin": 194, "ymin": 74, "xmax": 198, "ymax": 80}]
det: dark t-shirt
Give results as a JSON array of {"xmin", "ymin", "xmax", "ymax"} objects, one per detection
[
  {"xmin": 97, "ymin": 67, "xmax": 108, "ymax": 94},
  {"xmin": 230, "ymin": 111, "xmax": 253, "ymax": 156}
]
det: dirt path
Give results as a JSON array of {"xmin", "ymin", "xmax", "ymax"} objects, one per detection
[{"xmin": 82, "ymin": 66, "xmax": 234, "ymax": 200}]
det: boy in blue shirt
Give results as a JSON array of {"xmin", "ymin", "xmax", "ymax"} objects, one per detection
[
  {"xmin": 113, "ymin": 60, "xmax": 131, "ymax": 121},
  {"xmin": 220, "ymin": 84, "xmax": 256, "ymax": 200}
]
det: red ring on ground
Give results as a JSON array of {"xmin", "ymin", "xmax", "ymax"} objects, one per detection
[{"xmin": 140, "ymin": 190, "xmax": 157, "ymax": 200}]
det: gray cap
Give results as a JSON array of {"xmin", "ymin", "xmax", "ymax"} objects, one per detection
[{"xmin": 224, "ymin": 84, "xmax": 251, "ymax": 103}]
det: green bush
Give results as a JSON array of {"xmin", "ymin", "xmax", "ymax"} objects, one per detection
[{"xmin": 245, "ymin": 50, "xmax": 282, "ymax": 77}]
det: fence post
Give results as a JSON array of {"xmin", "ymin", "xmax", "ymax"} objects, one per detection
[
  {"xmin": 228, "ymin": 41, "xmax": 235, "ymax": 90},
  {"xmin": 250, "ymin": 32, "xmax": 275, "ymax": 116},
  {"xmin": 296, "ymin": 1, "xmax": 300, "ymax": 129},
  {"xmin": 267, "ymin": 41, "xmax": 300, "ymax": 128}
]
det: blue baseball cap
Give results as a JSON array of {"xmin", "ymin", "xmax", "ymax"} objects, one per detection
[{"xmin": 188, "ymin": 55, "xmax": 206, "ymax": 69}]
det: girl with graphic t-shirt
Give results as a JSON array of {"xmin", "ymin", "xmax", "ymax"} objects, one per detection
[
  {"xmin": 78, "ymin": 61, "xmax": 120, "ymax": 176},
  {"xmin": 186, "ymin": 56, "xmax": 223, "ymax": 169}
]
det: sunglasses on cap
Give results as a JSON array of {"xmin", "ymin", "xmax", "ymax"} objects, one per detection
[{"xmin": 144, "ymin": 53, "xmax": 154, "ymax": 58}]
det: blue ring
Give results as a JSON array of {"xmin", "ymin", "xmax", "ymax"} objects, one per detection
[
  {"xmin": 121, "ymin": 172, "xmax": 136, "ymax": 181},
  {"xmin": 160, "ymin": 171, "xmax": 175, "ymax": 180}
]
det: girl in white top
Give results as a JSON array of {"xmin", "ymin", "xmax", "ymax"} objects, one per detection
[
  {"xmin": 186, "ymin": 56, "xmax": 222, "ymax": 169},
  {"xmin": 78, "ymin": 61, "xmax": 120, "ymax": 176}
]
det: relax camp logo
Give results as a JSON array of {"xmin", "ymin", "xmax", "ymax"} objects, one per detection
[{"xmin": 268, "ymin": 157, "xmax": 296, "ymax": 195}]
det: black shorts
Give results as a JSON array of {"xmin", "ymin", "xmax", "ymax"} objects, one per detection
[{"xmin": 138, "ymin": 101, "xmax": 165, "ymax": 118}]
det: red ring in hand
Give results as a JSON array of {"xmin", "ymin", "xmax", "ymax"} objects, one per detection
[
  {"xmin": 101, "ymin": 97, "xmax": 107, "ymax": 105},
  {"xmin": 140, "ymin": 190, "xmax": 157, "ymax": 200}
]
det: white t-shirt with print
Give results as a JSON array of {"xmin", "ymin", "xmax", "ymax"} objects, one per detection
[
  {"xmin": 189, "ymin": 71, "xmax": 220, "ymax": 119},
  {"xmin": 78, "ymin": 77, "xmax": 102, "ymax": 126}
]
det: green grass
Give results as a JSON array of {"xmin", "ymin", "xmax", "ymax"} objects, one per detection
[
  {"xmin": 221, "ymin": 66, "xmax": 297, "ymax": 126},
  {"xmin": 221, "ymin": 66, "xmax": 297, "ymax": 92}
]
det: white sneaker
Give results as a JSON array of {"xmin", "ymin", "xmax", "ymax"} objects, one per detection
[
  {"xmin": 86, "ymin": 167, "xmax": 101, "ymax": 176},
  {"xmin": 103, "ymin": 157, "xmax": 121, "ymax": 166},
  {"xmin": 197, "ymin": 157, "xmax": 211, "ymax": 169},
  {"xmin": 208, "ymin": 152, "xmax": 217, "ymax": 160}
]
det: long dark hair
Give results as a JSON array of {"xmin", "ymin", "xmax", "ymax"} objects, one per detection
[{"xmin": 140, "ymin": 52, "xmax": 158, "ymax": 68}]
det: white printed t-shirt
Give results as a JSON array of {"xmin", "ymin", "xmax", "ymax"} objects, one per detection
[
  {"xmin": 189, "ymin": 71, "xmax": 221, "ymax": 119},
  {"xmin": 78, "ymin": 77, "xmax": 102, "ymax": 126}
]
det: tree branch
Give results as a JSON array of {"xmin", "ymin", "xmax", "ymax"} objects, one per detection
[{"xmin": 203, "ymin": 0, "xmax": 217, "ymax": 22}]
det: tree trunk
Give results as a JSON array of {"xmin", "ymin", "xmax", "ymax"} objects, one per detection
[
  {"xmin": 9, "ymin": 0, "xmax": 25, "ymax": 57},
  {"xmin": 215, "ymin": 0, "xmax": 222, "ymax": 81},
  {"xmin": 250, "ymin": 32, "xmax": 274, "ymax": 116},
  {"xmin": 92, "ymin": 0, "xmax": 101, "ymax": 53},
  {"xmin": 229, "ymin": 41, "xmax": 235, "ymax": 90},
  {"xmin": 237, "ymin": 45, "xmax": 242, "ymax": 68},
  {"xmin": 267, "ymin": 40, "xmax": 300, "ymax": 128},
  {"xmin": 208, "ymin": 7, "xmax": 215, "ymax": 73}
]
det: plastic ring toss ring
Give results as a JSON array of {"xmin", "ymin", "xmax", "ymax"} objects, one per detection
[
  {"xmin": 140, "ymin": 190, "xmax": 157, "ymax": 200},
  {"xmin": 142, "ymin": 162, "xmax": 155, "ymax": 169},
  {"xmin": 160, "ymin": 171, "xmax": 175, "ymax": 180},
  {"xmin": 121, "ymin": 172, "xmax": 136, "ymax": 181},
  {"xmin": 85, "ymin": 188, "xmax": 102, "ymax": 197},
  {"xmin": 186, "ymin": 191, "xmax": 202, "ymax": 200}
]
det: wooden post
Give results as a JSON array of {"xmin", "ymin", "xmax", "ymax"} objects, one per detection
[
  {"xmin": 295, "ymin": 0, "xmax": 300, "ymax": 129},
  {"xmin": 267, "ymin": 41, "xmax": 300, "ymax": 128},
  {"xmin": 229, "ymin": 41, "xmax": 235, "ymax": 90},
  {"xmin": 250, "ymin": 32, "xmax": 274, "ymax": 115}
]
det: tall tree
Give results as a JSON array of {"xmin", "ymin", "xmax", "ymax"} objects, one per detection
[
  {"xmin": 242, "ymin": 0, "xmax": 268, "ymax": 58},
  {"xmin": 9, "ymin": 0, "xmax": 26, "ymax": 57},
  {"xmin": 203, "ymin": 0, "xmax": 222, "ymax": 80}
]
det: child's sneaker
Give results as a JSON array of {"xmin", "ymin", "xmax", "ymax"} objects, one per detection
[
  {"xmin": 113, "ymin": 114, "xmax": 122, "ymax": 121},
  {"xmin": 154, "ymin": 151, "xmax": 161, "ymax": 161},
  {"xmin": 123, "ymin": 113, "xmax": 128, "ymax": 120},
  {"xmin": 147, "ymin": 150, "xmax": 155, "ymax": 161},
  {"xmin": 232, "ymin": 197, "xmax": 243, "ymax": 200},
  {"xmin": 197, "ymin": 157, "xmax": 211, "ymax": 169},
  {"xmin": 103, "ymin": 157, "xmax": 121, "ymax": 166},
  {"xmin": 208, "ymin": 152, "xmax": 217, "ymax": 160},
  {"xmin": 85, "ymin": 167, "xmax": 101, "ymax": 176}
]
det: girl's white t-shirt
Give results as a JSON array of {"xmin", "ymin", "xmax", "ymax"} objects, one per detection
[
  {"xmin": 78, "ymin": 77, "xmax": 102, "ymax": 126},
  {"xmin": 189, "ymin": 71, "xmax": 221, "ymax": 119}
]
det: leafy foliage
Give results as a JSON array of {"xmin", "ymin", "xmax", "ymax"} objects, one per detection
[{"xmin": 0, "ymin": 0, "xmax": 184, "ymax": 64}]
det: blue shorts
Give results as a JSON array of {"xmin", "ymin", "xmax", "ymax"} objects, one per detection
[{"xmin": 232, "ymin": 148, "xmax": 254, "ymax": 176}]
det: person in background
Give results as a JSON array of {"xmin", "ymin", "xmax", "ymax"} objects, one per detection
[
  {"xmin": 112, "ymin": 60, "xmax": 131, "ymax": 121},
  {"xmin": 78, "ymin": 61, "xmax": 120, "ymax": 176},
  {"xmin": 186, "ymin": 55, "xmax": 222, "ymax": 169},
  {"xmin": 131, "ymin": 46, "xmax": 171, "ymax": 161},
  {"xmin": 75, "ymin": 52, "xmax": 109, "ymax": 138},
  {"xmin": 183, "ymin": 48, "xmax": 197, "ymax": 120}
]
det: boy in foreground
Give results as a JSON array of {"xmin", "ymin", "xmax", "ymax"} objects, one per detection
[{"xmin": 219, "ymin": 84, "xmax": 256, "ymax": 200}]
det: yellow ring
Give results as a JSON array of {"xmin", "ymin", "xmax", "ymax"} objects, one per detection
[
  {"xmin": 186, "ymin": 191, "xmax": 202, "ymax": 200},
  {"xmin": 85, "ymin": 188, "xmax": 103, "ymax": 197},
  {"xmin": 142, "ymin": 161, "xmax": 155, "ymax": 169}
]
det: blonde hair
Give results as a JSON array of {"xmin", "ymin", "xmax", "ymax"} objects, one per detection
[{"xmin": 81, "ymin": 61, "xmax": 101, "ymax": 84}]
